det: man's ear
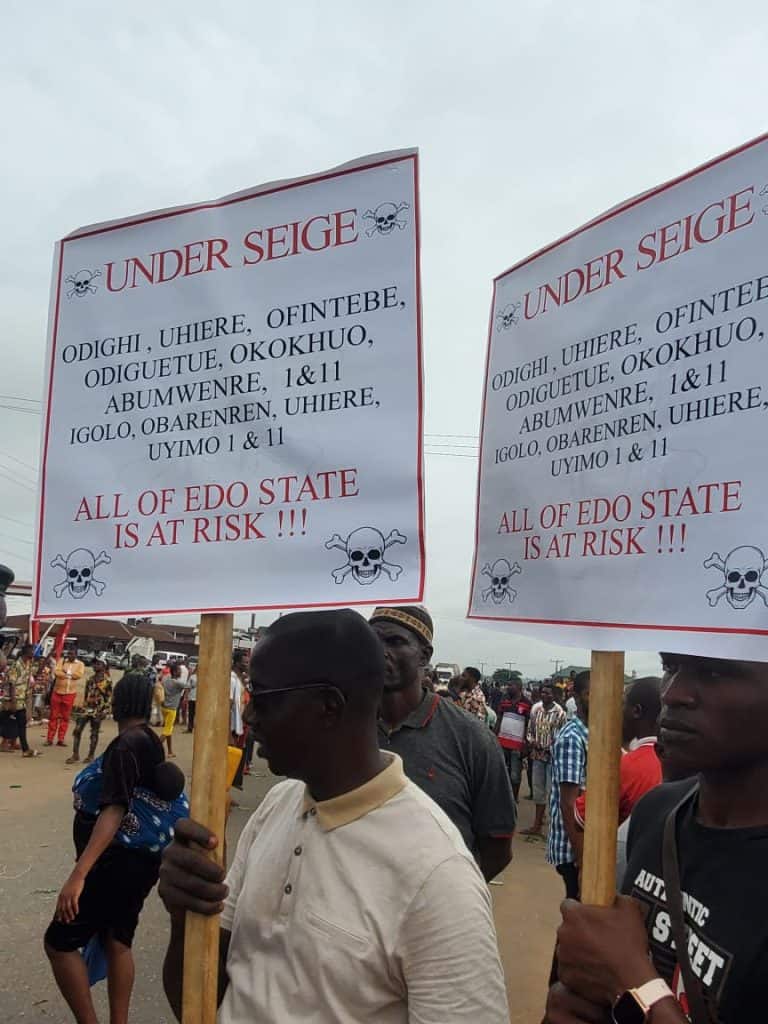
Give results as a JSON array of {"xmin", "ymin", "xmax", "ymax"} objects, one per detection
[
  {"xmin": 319, "ymin": 687, "xmax": 346, "ymax": 724},
  {"xmin": 420, "ymin": 643, "xmax": 434, "ymax": 666}
]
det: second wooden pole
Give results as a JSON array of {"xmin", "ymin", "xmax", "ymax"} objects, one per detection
[{"xmin": 580, "ymin": 650, "xmax": 625, "ymax": 907}]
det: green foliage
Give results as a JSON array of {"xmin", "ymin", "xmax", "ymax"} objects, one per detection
[{"xmin": 492, "ymin": 668, "xmax": 522, "ymax": 685}]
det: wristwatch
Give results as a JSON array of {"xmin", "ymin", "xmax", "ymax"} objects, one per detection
[{"xmin": 612, "ymin": 978, "xmax": 675, "ymax": 1023}]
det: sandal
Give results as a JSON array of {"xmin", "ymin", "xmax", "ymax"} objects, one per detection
[
  {"xmin": 65, "ymin": 756, "xmax": 80, "ymax": 765},
  {"xmin": 23, "ymin": 750, "xmax": 42, "ymax": 758}
]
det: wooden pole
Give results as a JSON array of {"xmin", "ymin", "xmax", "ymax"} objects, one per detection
[
  {"xmin": 580, "ymin": 650, "xmax": 625, "ymax": 907},
  {"xmin": 182, "ymin": 612, "xmax": 234, "ymax": 1024}
]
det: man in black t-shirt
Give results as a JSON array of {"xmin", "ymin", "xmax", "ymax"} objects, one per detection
[{"xmin": 545, "ymin": 653, "xmax": 768, "ymax": 1024}]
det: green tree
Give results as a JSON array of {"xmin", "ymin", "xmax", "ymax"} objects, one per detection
[{"xmin": 492, "ymin": 668, "xmax": 522, "ymax": 686}]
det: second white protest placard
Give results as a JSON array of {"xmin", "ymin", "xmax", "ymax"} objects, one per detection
[{"xmin": 469, "ymin": 134, "xmax": 768, "ymax": 658}]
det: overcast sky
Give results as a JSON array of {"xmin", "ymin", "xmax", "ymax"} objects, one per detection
[{"xmin": 2, "ymin": 1, "xmax": 766, "ymax": 676}]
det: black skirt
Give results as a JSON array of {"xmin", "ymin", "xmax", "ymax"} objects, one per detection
[{"xmin": 44, "ymin": 815, "xmax": 161, "ymax": 953}]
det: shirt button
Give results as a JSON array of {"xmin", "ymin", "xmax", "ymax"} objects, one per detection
[
  {"xmin": 294, "ymin": 846, "xmax": 302, "ymax": 856},
  {"xmin": 284, "ymin": 884, "xmax": 292, "ymax": 895}
]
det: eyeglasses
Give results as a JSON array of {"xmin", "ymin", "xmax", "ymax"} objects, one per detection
[{"xmin": 246, "ymin": 682, "xmax": 347, "ymax": 712}]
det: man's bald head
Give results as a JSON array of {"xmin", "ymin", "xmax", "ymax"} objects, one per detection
[
  {"xmin": 625, "ymin": 677, "xmax": 662, "ymax": 717},
  {"xmin": 251, "ymin": 608, "xmax": 386, "ymax": 713},
  {"xmin": 622, "ymin": 676, "xmax": 662, "ymax": 745}
]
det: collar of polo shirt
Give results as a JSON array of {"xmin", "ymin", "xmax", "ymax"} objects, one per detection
[
  {"xmin": 302, "ymin": 752, "xmax": 407, "ymax": 831},
  {"xmin": 378, "ymin": 688, "xmax": 441, "ymax": 739}
]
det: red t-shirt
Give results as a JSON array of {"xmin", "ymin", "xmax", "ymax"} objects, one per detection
[{"xmin": 575, "ymin": 738, "xmax": 662, "ymax": 827}]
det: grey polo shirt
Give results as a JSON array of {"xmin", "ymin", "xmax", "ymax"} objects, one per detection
[{"xmin": 378, "ymin": 689, "xmax": 517, "ymax": 852}]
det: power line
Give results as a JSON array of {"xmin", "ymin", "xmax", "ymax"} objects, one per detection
[
  {"xmin": 0, "ymin": 460, "xmax": 37, "ymax": 488},
  {"xmin": 424, "ymin": 451, "xmax": 478, "ymax": 459},
  {"xmin": 423, "ymin": 442, "xmax": 479, "ymax": 450},
  {"xmin": 0, "ymin": 530, "xmax": 32, "ymax": 547},
  {"xmin": 0, "ymin": 452, "xmax": 38, "ymax": 474},
  {"xmin": 425, "ymin": 437, "xmax": 478, "ymax": 444},
  {"xmin": 0, "ymin": 543, "xmax": 32, "ymax": 564},
  {"xmin": 0, "ymin": 393, "xmax": 42, "ymax": 405},
  {"xmin": 425, "ymin": 432, "xmax": 478, "ymax": 439},
  {"xmin": 0, "ymin": 466, "xmax": 36, "ymax": 492},
  {"xmin": 0, "ymin": 512, "xmax": 34, "ymax": 529},
  {"xmin": 0, "ymin": 402, "xmax": 41, "ymax": 416}
]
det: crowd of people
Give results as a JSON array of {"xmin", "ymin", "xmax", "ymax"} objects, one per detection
[
  {"xmin": 157, "ymin": 609, "xmax": 768, "ymax": 1024},
  {"xmin": 0, "ymin": 645, "xmax": 200, "ymax": 762},
  {"xmin": 2, "ymin": 580, "xmax": 766, "ymax": 1022}
]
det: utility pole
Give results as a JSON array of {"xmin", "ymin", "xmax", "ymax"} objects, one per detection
[{"xmin": 550, "ymin": 659, "xmax": 563, "ymax": 677}]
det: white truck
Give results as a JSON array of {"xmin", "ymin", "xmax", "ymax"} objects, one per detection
[
  {"xmin": 114, "ymin": 635, "xmax": 156, "ymax": 668},
  {"xmin": 434, "ymin": 662, "xmax": 461, "ymax": 687}
]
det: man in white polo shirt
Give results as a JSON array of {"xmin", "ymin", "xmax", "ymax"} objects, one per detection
[{"xmin": 159, "ymin": 609, "xmax": 508, "ymax": 1023}]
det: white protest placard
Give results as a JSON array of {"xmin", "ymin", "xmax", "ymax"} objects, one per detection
[
  {"xmin": 469, "ymin": 134, "xmax": 768, "ymax": 659},
  {"xmin": 498, "ymin": 712, "xmax": 525, "ymax": 745},
  {"xmin": 34, "ymin": 151, "xmax": 424, "ymax": 618}
]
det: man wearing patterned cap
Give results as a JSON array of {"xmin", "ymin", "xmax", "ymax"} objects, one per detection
[{"xmin": 370, "ymin": 605, "xmax": 516, "ymax": 882}]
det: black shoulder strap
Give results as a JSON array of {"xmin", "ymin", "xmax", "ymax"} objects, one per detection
[{"xmin": 661, "ymin": 782, "xmax": 717, "ymax": 1024}]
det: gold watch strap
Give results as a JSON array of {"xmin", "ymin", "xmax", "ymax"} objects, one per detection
[{"xmin": 632, "ymin": 978, "xmax": 675, "ymax": 1013}]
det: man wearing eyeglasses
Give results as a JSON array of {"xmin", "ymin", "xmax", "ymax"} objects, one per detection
[{"xmin": 159, "ymin": 609, "xmax": 509, "ymax": 1023}]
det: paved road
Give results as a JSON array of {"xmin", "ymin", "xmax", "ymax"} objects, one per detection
[{"xmin": 1, "ymin": 721, "xmax": 562, "ymax": 1022}]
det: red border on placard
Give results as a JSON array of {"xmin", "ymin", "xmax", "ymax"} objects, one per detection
[
  {"xmin": 467, "ymin": 131, "xmax": 768, "ymax": 637},
  {"xmin": 35, "ymin": 245, "xmax": 65, "ymax": 620},
  {"xmin": 34, "ymin": 153, "xmax": 425, "ymax": 619}
]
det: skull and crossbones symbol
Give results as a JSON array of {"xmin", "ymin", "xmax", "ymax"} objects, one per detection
[
  {"xmin": 363, "ymin": 201, "xmax": 410, "ymax": 237},
  {"xmin": 481, "ymin": 558, "xmax": 522, "ymax": 604},
  {"xmin": 66, "ymin": 268, "xmax": 101, "ymax": 298},
  {"xmin": 325, "ymin": 527, "xmax": 406, "ymax": 585},
  {"xmin": 703, "ymin": 546, "xmax": 768, "ymax": 609},
  {"xmin": 496, "ymin": 302, "xmax": 521, "ymax": 330},
  {"xmin": 51, "ymin": 548, "xmax": 111, "ymax": 599}
]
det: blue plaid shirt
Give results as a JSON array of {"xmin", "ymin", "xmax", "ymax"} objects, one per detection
[{"xmin": 546, "ymin": 716, "xmax": 588, "ymax": 866}]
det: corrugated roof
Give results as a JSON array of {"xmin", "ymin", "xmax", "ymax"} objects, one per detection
[
  {"xmin": 3, "ymin": 615, "xmax": 196, "ymax": 646},
  {"xmin": 130, "ymin": 623, "xmax": 196, "ymax": 642}
]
